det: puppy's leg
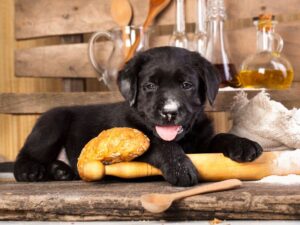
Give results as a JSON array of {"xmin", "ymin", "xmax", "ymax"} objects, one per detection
[
  {"xmin": 208, "ymin": 133, "xmax": 263, "ymax": 162},
  {"xmin": 14, "ymin": 108, "xmax": 75, "ymax": 182},
  {"xmin": 137, "ymin": 138, "xmax": 199, "ymax": 187}
]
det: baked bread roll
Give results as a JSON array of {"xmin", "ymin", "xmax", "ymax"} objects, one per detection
[{"xmin": 77, "ymin": 127, "xmax": 150, "ymax": 181}]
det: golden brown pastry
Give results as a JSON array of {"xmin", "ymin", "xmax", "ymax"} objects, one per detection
[{"xmin": 77, "ymin": 127, "xmax": 150, "ymax": 181}]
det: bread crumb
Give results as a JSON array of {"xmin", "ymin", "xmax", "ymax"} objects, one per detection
[{"xmin": 209, "ymin": 218, "xmax": 223, "ymax": 225}]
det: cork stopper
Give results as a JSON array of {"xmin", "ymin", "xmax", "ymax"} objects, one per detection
[{"xmin": 253, "ymin": 14, "xmax": 275, "ymax": 32}]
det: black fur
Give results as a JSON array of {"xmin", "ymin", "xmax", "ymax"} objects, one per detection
[{"xmin": 14, "ymin": 47, "xmax": 263, "ymax": 186}]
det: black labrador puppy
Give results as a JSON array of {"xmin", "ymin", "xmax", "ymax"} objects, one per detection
[{"xmin": 14, "ymin": 47, "xmax": 262, "ymax": 186}]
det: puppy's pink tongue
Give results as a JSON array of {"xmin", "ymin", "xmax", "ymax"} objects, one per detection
[{"xmin": 155, "ymin": 126, "xmax": 182, "ymax": 141}]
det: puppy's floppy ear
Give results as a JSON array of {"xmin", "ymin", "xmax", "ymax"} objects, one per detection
[
  {"xmin": 191, "ymin": 52, "xmax": 221, "ymax": 105},
  {"xmin": 117, "ymin": 53, "xmax": 146, "ymax": 106}
]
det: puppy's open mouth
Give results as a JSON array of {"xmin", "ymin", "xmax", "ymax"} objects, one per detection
[{"xmin": 155, "ymin": 125, "xmax": 183, "ymax": 141}]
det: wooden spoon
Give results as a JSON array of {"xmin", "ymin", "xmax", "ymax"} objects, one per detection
[
  {"xmin": 111, "ymin": 0, "xmax": 133, "ymax": 56},
  {"xmin": 125, "ymin": 0, "xmax": 171, "ymax": 62},
  {"xmin": 111, "ymin": 0, "xmax": 132, "ymax": 27},
  {"xmin": 140, "ymin": 179, "xmax": 242, "ymax": 213},
  {"xmin": 143, "ymin": 0, "xmax": 171, "ymax": 28}
]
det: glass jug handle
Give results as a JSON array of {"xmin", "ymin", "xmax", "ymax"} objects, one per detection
[
  {"xmin": 88, "ymin": 31, "xmax": 113, "ymax": 82},
  {"xmin": 270, "ymin": 32, "xmax": 284, "ymax": 53}
]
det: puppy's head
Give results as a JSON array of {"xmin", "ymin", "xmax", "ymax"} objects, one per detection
[{"xmin": 118, "ymin": 47, "xmax": 220, "ymax": 141}]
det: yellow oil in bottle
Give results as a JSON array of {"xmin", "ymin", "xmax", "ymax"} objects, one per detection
[{"xmin": 237, "ymin": 69, "xmax": 294, "ymax": 89}]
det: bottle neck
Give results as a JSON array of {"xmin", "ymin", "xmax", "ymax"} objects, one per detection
[
  {"xmin": 208, "ymin": 19, "xmax": 224, "ymax": 42},
  {"xmin": 175, "ymin": 0, "xmax": 186, "ymax": 33},
  {"xmin": 256, "ymin": 27, "xmax": 275, "ymax": 52},
  {"xmin": 206, "ymin": 0, "xmax": 226, "ymax": 21},
  {"xmin": 196, "ymin": 0, "xmax": 206, "ymax": 33},
  {"xmin": 205, "ymin": 0, "xmax": 230, "ymax": 63},
  {"xmin": 206, "ymin": 19, "xmax": 228, "ymax": 62}
]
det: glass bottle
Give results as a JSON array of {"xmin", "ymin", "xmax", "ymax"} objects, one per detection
[
  {"xmin": 169, "ymin": 0, "xmax": 189, "ymax": 49},
  {"xmin": 193, "ymin": 0, "xmax": 207, "ymax": 55},
  {"xmin": 237, "ymin": 14, "xmax": 294, "ymax": 89},
  {"xmin": 205, "ymin": 0, "xmax": 239, "ymax": 87}
]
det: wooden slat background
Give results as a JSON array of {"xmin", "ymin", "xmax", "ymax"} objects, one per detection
[
  {"xmin": 0, "ymin": 0, "xmax": 62, "ymax": 161},
  {"xmin": 14, "ymin": 0, "xmax": 203, "ymax": 39},
  {"xmin": 225, "ymin": 0, "xmax": 300, "ymax": 19},
  {"xmin": 14, "ymin": 0, "xmax": 300, "ymax": 81},
  {"xmin": 1, "ymin": 0, "xmax": 300, "ymax": 161},
  {"xmin": 15, "ymin": 0, "xmax": 300, "ymax": 39},
  {"xmin": 15, "ymin": 24, "xmax": 300, "ymax": 81},
  {"xmin": 1, "ymin": 84, "xmax": 300, "ymax": 114}
]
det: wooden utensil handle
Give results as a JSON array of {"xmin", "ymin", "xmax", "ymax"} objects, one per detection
[
  {"xmin": 122, "ymin": 27, "xmax": 130, "ymax": 58},
  {"xmin": 170, "ymin": 179, "xmax": 242, "ymax": 200},
  {"xmin": 80, "ymin": 151, "xmax": 300, "ymax": 181},
  {"xmin": 124, "ymin": 35, "xmax": 140, "ymax": 62}
]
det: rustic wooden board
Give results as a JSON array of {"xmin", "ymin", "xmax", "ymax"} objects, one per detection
[
  {"xmin": 213, "ymin": 84, "xmax": 300, "ymax": 112},
  {"xmin": 15, "ymin": 21, "xmax": 300, "ymax": 81},
  {"xmin": 0, "ymin": 92, "xmax": 124, "ymax": 114},
  {"xmin": 15, "ymin": 0, "xmax": 300, "ymax": 39},
  {"xmin": 15, "ymin": 43, "xmax": 108, "ymax": 78},
  {"xmin": 15, "ymin": 0, "xmax": 170, "ymax": 39},
  {"xmin": 1, "ymin": 84, "xmax": 300, "ymax": 114},
  {"xmin": 0, "ymin": 180, "xmax": 300, "ymax": 220},
  {"xmin": 225, "ymin": 0, "xmax": 300, "ymax": 19}
]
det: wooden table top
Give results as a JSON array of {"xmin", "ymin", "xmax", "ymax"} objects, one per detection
[{"xmin": 1, "ymin": 180, "xmax": 300, "ymax": 221}]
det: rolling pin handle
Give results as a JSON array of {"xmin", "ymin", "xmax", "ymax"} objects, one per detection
[{"xmin": 81, "ymin": 160, "xmax": 106, "ymax": 181}]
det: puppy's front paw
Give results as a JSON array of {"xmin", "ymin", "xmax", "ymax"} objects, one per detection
[
  {"xmin": 14, "ymin": 157, "xmax": 47, "ymax": 182},
  {"xmin": 48, "ymin": 160, "xmax": 75, "ymax": 181},
  {"xmin": 224, "ymin": 137, "xmax": 263, "ymax": 162},
  {"xmin": 161, "ymin": 157, "xmax": 199, "ymax": 187}
]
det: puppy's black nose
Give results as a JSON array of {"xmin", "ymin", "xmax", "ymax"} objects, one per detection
[{"xmin": 160, "ymin": 109, "xmax": 178, "ymax": 121}]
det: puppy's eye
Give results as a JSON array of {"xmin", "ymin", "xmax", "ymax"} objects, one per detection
[
  {"xmin": 182, "ymin": 81, "xmax": 193, "ymax": 90},
  {"xmin": 143, "ymin": 82, "xmax": 157, "ymax": 91}
]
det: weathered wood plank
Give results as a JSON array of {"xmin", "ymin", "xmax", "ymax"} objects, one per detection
[
  {"xmin": 15, "ymin": 0, "xmax": 172, "ymax": 39},
  {"xmin": 14, "ymin": 37, "xmax": 170, "ymax": 78},
  {"xmin": 1, "ymin": 84, "xmax": 299, "ymax": 114},
  {"xmin": 61, "ymin": 35, "xmax": 86, "ymax": 92},
  {"xmin": 15, "ymin": 0, "xmax": 300, "ymax": 39},
  {"xmin": 225, "ymin": 0, "xmax": 300, "ymax": 19},
  {"xmin": 0, "ymin": 92, "xmax": 124, "ymax": 114},
  {"xmin": 15, "ymin": 0, "xmax": 115, "ymax": 40},
  {"xmin": 15, "ymin": 20, "xmax": 300, "ymax": 81},
  {"xmin": 213, "ymin": 84, "xmax": 300, "ymax": 111},
  {"xmin": 0, "ymin": 181, "xmax": 300, "ymax": 220},
  {"xmin": 15, "ymin": 42, "xmax": 109, "ymax": 78}
]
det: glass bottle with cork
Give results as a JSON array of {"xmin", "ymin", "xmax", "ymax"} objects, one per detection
[
  {"xmin": 237, "ymin": 14, "xmax": 294, "ymax": 89},
  {"xmin": 205, "ymin": 0, "xmax": 240, "ymax": 88}
]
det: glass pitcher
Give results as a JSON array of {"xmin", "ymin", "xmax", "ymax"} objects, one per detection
[
  {"xmin": 88, "ymin": 26, "xmax": 151, "ymax": 90},
  {"xmin": 237, "ymin": 14, "xmax": 294, "ymax": 89}
]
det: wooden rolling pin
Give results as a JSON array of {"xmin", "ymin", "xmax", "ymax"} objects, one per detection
[{"xmin": 80, "ymin": 150, "xmax": 300, "ymax": 181}]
